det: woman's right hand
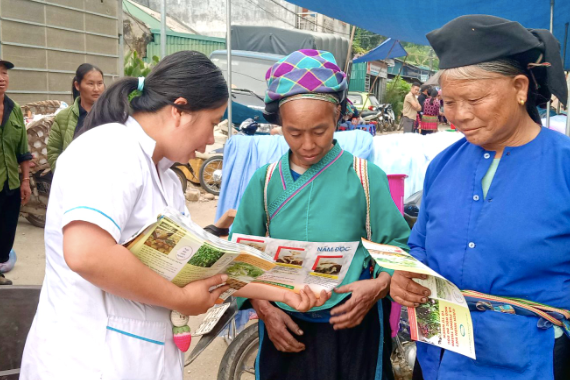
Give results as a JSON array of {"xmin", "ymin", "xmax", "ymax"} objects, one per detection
[
  {"xmin": 251, "ymin": 300, "xmax": 305, "ymax": 353},
  {"xmin": 176, "ymin": 274, "xmax": 231, "ymax": 316},
  {"xmin": 390, "ymin": 271, "xmax": 431, "ymax": 308}
]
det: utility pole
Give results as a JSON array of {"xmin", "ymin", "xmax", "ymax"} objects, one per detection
[
  {"xmin": 428, "ymin": 49, "xmax": 434, "ymax": 78},
  {"xmin": 160, "ymin": 0, "xmax": 166, "ymax": 58}
]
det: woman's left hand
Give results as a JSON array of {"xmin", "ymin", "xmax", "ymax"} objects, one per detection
[{"xmin": 329, "ymin": 272, "xmax": 391, "ymax": 330}]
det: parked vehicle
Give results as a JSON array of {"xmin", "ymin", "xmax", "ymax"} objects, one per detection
[
  {"xmin": 381, "ymin": 103, "xmax": 396, "ymax": 131},
  {"xmin": 348, "ymin": 91, "xmax": 381, "ymax": 112},
  {"xmin": 361, "ymin": 108, "xmax": 383, "ymax": 134},
  {"xmin": 19, "ymin": 101, "xmax": 63, "ymax": 228}
]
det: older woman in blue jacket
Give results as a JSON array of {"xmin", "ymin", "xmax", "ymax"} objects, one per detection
[{"xmin": 390, "ymin": 15, "xmax": 570, "ymax": 380}]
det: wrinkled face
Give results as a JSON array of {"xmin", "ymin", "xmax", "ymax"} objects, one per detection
[
  {"xmin": 0, "ymin": 65, "xmax": 9, "ymax": 94},
  {"xmin": 411, "ymin": 86, "xmax": 420, "ymax": 96},
  {"xmin": 75, "ymin": 70, "xmax": 104, "ymax": 105},
  {"xmin": 280, "ymin": 99, "xmax": 338, "ymax": 168},
  {"xmin": 440, "ymin": 73, "xmax": 528, "ymax": 149},
  {"xmin": 167, "ymin": 102, "xmax": 226, "ymax": 163}
]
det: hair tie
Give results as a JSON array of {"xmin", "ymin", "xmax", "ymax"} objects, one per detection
[{"xmin": 137, "ymin": 77, "xmax": 145, "ymax": 92}]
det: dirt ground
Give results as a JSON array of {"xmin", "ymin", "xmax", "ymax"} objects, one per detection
[{"xmin": 10, "ymin": 197, "xmax": 227, "ymax": 380}]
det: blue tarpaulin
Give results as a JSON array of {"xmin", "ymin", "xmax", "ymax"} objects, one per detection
[
  {"xmin": 353, "ymin": 38, "xmax": 407, "ymax": 63},
  {"xmin": 285, "ymin": 0, "xmax": 570, "ymax": 70}
]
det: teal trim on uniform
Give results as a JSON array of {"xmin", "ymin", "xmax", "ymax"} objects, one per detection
[
  {"xmin": 106, "ymin": 326, "xmax": 165, "ymax": 345},
  {"xmin": 64, "ymin": 206, "xmax": 121, "ymax": 231}
]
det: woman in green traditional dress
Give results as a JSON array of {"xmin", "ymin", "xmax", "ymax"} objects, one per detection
[{"xmin": 231, "ymin": 49, "xmax": 410, "ymax": 380}]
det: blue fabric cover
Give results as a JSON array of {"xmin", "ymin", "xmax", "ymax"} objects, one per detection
[
  {"xmin": 285, "ymin": 0, "xmax": 570, "ymax": 70},
  {"xmin": 353, "ymin": 38, "xmax": 408, "ymax": 63}
]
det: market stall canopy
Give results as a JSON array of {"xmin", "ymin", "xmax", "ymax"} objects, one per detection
[
  {"xmin": 285, "ymin": 0, "xmax": 570, "ymax": 70},
  {"xmin": 353, "ymin": 38, "xmax": 407, "ymax": 63},
  {"xmin": 231, "ymin": 25, "xmax": 350, "ymax": 70}
]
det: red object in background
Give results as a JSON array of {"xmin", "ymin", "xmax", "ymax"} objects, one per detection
[
  {"xmin": 386, "ymin": 174, "xmax": 407, "ymax": 216},
  {"xmin": 386, "ymin": 174, "xmax": 407, "ymax": 338},
  {"xmin": 450, "ymin": 123, "xmax": 456, "ymax": 130},
  {"xmin": 368, "ymin": 106, "xmax": 374, "ymax": 111},
  {"xmin": 370, "ymin": 121, "xmax": 377, "ymax": 125}
]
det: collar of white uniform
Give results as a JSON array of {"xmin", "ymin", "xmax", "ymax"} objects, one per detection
[{"xmin": 125, "ymin": 116, "xmax": 175, "ymax": 173}]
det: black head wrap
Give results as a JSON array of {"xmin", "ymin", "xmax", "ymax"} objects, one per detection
[{"xmin": 427, "ymin": 15, "xmax": 567, "ymax": 123}]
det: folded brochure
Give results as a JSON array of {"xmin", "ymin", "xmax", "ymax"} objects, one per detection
[
  {"xmin": 124, "ymin": 208, "xmax": 277, "ymax": 301},
  {"xmin": 124, "ymin": 209, "xmax": 359, "ymax": 301},
  {"xmin": 231, "ymin": 234, "xmax": 359, "ymax": 296},
  {"xmin": 362, "ymin": 239, "xmax": 475, "ymax": 359}
]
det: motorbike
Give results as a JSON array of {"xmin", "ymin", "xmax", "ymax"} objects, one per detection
[
  {"xmin": 20, "ymin": 169, "xmax": 52, "ymax": 228},
  {"xmin": 20, "ymin": 113, "xmax": 58, "ymax": 228},
  {"xmin": 360, "ymin": 109, "xmax": 382, "ymax": 135},
  {"xmin": 381, "ymin": 103, "xmax": 397, "ymax": 132},
  {"xmin": 178, "ymin": 118, "xmax": 273, "ymax": 196}
]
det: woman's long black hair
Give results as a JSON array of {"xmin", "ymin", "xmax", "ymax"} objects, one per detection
[
  {"xmin": 80, "ymin": 51, "xmax": 228, "ymax": 135},
  {"xmin": 72, "ymin": 63, "xmax": 104, "ymax": 101}
]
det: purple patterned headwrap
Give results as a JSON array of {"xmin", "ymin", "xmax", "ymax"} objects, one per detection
[{"xmin": 264, "ymin": 49, "xmax": 348, "ymax": 105}]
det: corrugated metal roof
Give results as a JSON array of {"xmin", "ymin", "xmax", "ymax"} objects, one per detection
[
  {"xmin": 144, "ymin": 30, "xmax": 226, "ymax": 62},
  {"xmin": 348, "ymin": 62, "xmax": 367, "ymax": 92}
]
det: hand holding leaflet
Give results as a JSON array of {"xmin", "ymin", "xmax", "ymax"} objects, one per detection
[{"xmin": 362, "ymin": 240, "xmax": 476, "ymax": 359}]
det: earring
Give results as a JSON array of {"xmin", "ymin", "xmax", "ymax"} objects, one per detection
[{"xmin": 519, "ymin": 99, "xmax": 526, "ymax": 105}]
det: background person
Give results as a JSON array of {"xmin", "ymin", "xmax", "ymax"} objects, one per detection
[
  {"xmin": 402, "ymin": 83, "xmax": 422, "ymax": 133},
  {"xmin": 0, "ymin": 59, "xmax": 32, "ymax": 286},
  {"xmin": 419, "ymin": 88, "xmax": 440, "ymax": 135},
  {"xmin": 47, "ymin": 63, "xmax": 104, "ymax": 171}
]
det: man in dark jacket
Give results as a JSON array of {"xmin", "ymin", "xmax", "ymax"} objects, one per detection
[{"xmin": 0, "ymin": 59, "xmax": 32, "ymax": 285}]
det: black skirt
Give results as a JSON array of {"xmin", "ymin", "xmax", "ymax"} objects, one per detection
[{"xmin": 256, "ymin": 299, "xmax": 394, "ymax": 380}]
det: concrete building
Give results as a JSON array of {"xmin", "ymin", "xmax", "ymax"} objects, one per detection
[
  {"xmin": 1, "ymin": 0, "xmax": 121, "ymax": 105},
  {"xmin": 132, "ymin": 0, "xmax": 350, "ymax": 39},
  {"xmin": 122, "ymin": 0, "xmax": 225, "ymax": 61}
]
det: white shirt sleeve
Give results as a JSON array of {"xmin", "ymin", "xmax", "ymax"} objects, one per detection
[{"xmin": 58, "ymin": 127, "xmax": 143, "ymax": 242}]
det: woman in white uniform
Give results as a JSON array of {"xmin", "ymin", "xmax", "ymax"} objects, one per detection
[{"xmin": 21, "ymin": 51, "xmax": 327, "ymax": 380}]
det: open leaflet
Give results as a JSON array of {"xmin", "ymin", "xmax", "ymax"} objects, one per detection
[
  {"xmin": 231, "ymin": 234, "xmax": 359, "ymax": 296},
  {"xmin": 124, "ymin": 209, "xmax": 360, "ymax": 301},
  {"xmin": 124, "ymin": 209, "xmax": 277, "ymax": 300},
  {"xmin": 362, "ymin": 240, "xmax": 476, "ymax": 359}
]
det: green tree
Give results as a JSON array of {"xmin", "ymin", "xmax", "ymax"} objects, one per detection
[
  {"xmin": 385, "ymin": 77, "xmax": 411, "ymax": 119},
  {"xmin": 350, "ymin": 29, "xmax": 440, "ymax": 70},
  {"xmin": 124, "ymin": 50, "xmax": 159, "ymax": 77},
  {"xmin": 401, "ymin": 42, "xmax": 439, "ymax": 70}
]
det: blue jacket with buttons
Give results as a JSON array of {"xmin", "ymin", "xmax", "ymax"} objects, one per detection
[{"xmin": 408, "ymin": 127, "xmax": 570, "ymax": 380}]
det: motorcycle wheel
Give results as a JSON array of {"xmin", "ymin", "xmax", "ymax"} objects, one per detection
[
  {"xmin": 26, "ymin": 214, "xmax": 46, "ymax": 228},
  {"xmin": 200, "ymin": 155, "xmax": 223, "ymax": 195},
  {"xmin": 217, "ymin": 322, "xmax": 259, "ymax": 380},
  {"xmin": 171, "ymin": 167, "xmax": 188, "ymax": 193}
]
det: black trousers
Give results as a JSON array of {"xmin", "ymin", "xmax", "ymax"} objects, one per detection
[
  {"xmin": 258, "ymin": 298, "xmax": 394, "ymax": 380},
  {"xmin": 0, "ymin": 183, "xmax": 21, "ymax": 263},
  {"xmin": 412, "ymin": 333, "xmax": 570, "ymax": 380}
]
